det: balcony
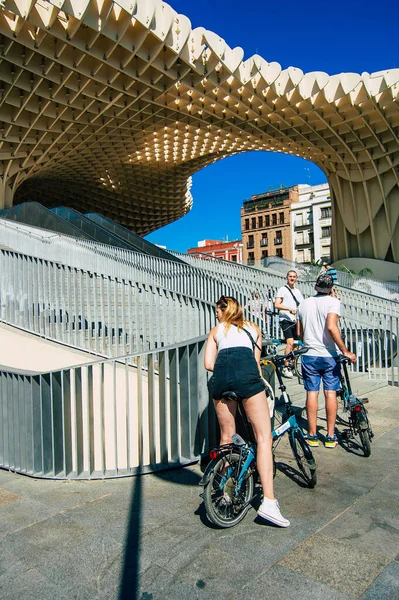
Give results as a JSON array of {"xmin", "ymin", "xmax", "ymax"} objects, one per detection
[
  {"xmin": 274, "ymin": 238, "xmax": 282, "ymax": 245},
  {"xmin": 295, "ymin": 241, "xmax": 312, "ymax": 249},
  {"xmin": 294, "ymin": 222, "xmax": 312, "ymax": 231},
  {"xmin": 247, "ymin": 259, "xmax": 255, "ymax": 266},
  {"xmin": 246, "ymin": 242, "xmax": 255, "ymax": 249},
  {"xmin": 260, "ymin": 239, "xmax": 268, "ymax": 247}
]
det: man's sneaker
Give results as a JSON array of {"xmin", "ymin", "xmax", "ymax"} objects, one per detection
[
  {"xmin": 304, "ymin": 434, "xmax": 319, "ymax": 447},
  {"xmin": 281, "ymin": 367, "xmax": 293, "ymax": 379},
  {"xmin": 257, "ymin": 498, "xmax": 290, "ymax": 527},
  {"xmin": 324, "ymin": 435, "xmax": 338, "ymax": 448}
]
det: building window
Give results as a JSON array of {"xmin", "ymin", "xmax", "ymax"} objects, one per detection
[
  {"xmin": 274, "ymin": 230, "xmax": 282, "ymax": 245},
  {"xmin": 265, "ymin": 215, "xmax": 270, "ymax": 227},
  {"xmin": 272, "ymin": 213, "xmax": 277, "ymax": 226},
  {"xmin": 258, "ymin": 216, "xmax": 263, "ymax": 228},
  {"xmin": 296, "ymin": 232, "xmax": 304, "ymax": 245},
  {"xmin": 279, "ymin": 212, "xmax": 284, "ymax": 224},
  {"xmin": 276, "ymin": 248, "xmax": 283, "ymax": 258},
  {"xmin": 261, "ymin": 250, "xmax": 268, "ymax": 259},
  {"xmin": 321, "ymin": 207, "xmax": 332, "ymax": 219},
  {"xmin": 248, "ymin": 252, "xmax": 255, "ymax": 266},
  {"xmin": 321, "ymin": 226, "xmax": 331, "ymax": 238},
  {"xmin": 247, "ymin": 235, "xmax": 254, "ymax": 249},
  {"xmin": 295, "ymin": 214, "xmax": 303, "ymax": 227},
  {"xmin": 260, "ymin": 236, "xmax": 268, "ymax": 247},
  {"xmin": 251, "ymin": 217, "xmax": 256, "ymax": 229},
  {"xmin": 232, "ymin": 255, "xmax": 237, "ymax": 262},
  {"xmin": 245, "ymin": 218, "xmax": 249, "ymax": 230}
]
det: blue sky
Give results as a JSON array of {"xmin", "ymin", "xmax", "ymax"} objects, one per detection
[{"xmin": 145, "ymin": 0, "xmax": 398, "ymax": 252}]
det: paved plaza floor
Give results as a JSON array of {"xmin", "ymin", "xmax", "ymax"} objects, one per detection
[{"xmin": 0, "ymin": 382, "xmax": 398, "ymax": 600}]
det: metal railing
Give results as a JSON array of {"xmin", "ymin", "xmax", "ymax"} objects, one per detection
[
  {"xmin": 0, "ymin": 220, "xmax": 399, "ymax": 481},
  {"xmin": 0, "ymin": 249, "xmax": 214, "ymax": 357},
  {"xmin": 1, "ymin": 222, "xmax": 398, "ymax": 362},
  {"xmin": 0, "ymin": 335, "xmax": 218, "ymax": 479}
]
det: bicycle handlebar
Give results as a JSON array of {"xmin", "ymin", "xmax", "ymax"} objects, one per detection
[
  {"xmin": 337, "ymin": 355, "xmax": 351, "ymax": 364},
  {"xmin": 264, "ymin": 345, "xmax": 309, "ymax": 367}
]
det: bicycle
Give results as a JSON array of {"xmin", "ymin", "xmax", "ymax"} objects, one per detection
[
  {"xmin": 335, "ymin": 355, "xmax": 374, "ymax": 457},
  {"xmin": 263, "ymin": 309, "xmax": 304, "ymax": 383},
  {"xmin": 199, "ymin": 346, "xmax": 316, "ymax": 529}
]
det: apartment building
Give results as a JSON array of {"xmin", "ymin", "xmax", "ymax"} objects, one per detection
[
  {"xmin": 187, "ymin": 239, "xmax": 243, "ymax": 263},
  {"xmin": 241, "ymin": 186, "xmax": 299, "ymax": 266},
  {"xmin": 291, "ymin": 183, "xmax": 332, "ymax": 264}
]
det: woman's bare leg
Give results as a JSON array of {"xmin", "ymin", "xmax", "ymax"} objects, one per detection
[
  {"xmin": 243, "ymin": 391, "xmax": 274, "ymax": 500},
  {"xmin": 213, "ymin": 398, "xmax": 237, "ymax": 445}
]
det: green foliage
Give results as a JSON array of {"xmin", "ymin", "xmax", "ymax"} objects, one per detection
[
  {"xmin": 358, "ymin": 267, "xmax": 373, "ymax": 277},
  {"xmin": 338, "ymin": 265, "xmax": 374, "ymax": 277},
  {"xmin": 338, "ymin": 265, "xmax": 356, "ymax": 275}
]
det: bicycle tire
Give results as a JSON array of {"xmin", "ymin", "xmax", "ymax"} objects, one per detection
[
  {"xmin": 203, "ymin": 453, "xmax": 254, "ymax": 528},
  {"xmin": 293, "ymin": 354, "xmax": 303, "ymax": 384},
  {"xmin": 358, "ymin": 428, "xmax": 371, "ymax": 457},
  {"xmin": 289, "ymin": 430, "xmax": 317, "ymax": 488},
  {"xmin": 356, "ymin": 408, "xmax": 372, "ymax": 457}
]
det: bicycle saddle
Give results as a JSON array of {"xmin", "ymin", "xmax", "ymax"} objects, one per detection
[{"xmin": 221, "ymin": 391, "xmax": 239, "ymax": 401}]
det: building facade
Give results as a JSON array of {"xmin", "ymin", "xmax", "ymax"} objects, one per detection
[
  {"xmin": 187, "ymin": 239, "xmax": 243, "ymax": 263},
  {"xmin": 291, "ymin": 184, "xmax": 332, "ymax": 264},
  {"xmin": 241, "ymin": 186, "xmax": 299, "ymax": 267}
]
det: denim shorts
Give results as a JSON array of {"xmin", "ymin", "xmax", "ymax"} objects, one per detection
[
  {"xmin": 301, "ymin": 355, "xmax": 341, "ymax": 392},
  {"xmin": 209, "ymin": 347, "xmax": 265, "ymax": 400}
]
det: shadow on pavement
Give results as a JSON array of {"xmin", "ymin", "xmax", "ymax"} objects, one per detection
[
  {"xmin": 275, "ymin": 461, "xmax": 312, "ymax": 488},
  {"xmin": 118, "ymin": 475, "xmax": 142, "ymax": 600},
  {"xmin": 118, "ymin": 465, "xmax": 202, "ymax": 599}
]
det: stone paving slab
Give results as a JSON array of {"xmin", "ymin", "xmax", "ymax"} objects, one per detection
[{"xmin": 0, "ymin": 385, "xmax": 398, "ymax": 600}]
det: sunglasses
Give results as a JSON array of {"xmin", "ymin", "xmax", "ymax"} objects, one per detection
[{"xmin": 217, "ymin": 295, "xmax": 236, "ymax": 306}]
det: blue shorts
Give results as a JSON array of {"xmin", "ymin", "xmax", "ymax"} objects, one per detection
[{"xmin": 301, "ymin": 355, "xmax": 341, "ymax": 392}]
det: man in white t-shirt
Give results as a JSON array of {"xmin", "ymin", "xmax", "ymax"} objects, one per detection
[
  {"xmin": 274, "ymin": 270, "xmax": 304, "ymax": 378},
  {"xmin": 298, "ymin": 274, "xmax": 356, "ymax": 448}
]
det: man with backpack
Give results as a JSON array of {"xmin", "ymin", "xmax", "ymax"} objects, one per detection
[{"xmin": 274, "ymin": 270, "xmax": 304, "ymax": 378}]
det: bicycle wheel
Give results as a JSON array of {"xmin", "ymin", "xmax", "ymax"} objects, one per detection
[
  {"xmin": 293, "ymin": 354, "xmax": 303, "ymax": 384},
  {"xmin": 203, "ymin": 453, "xmax": 254, "ymax": 528},
  {"xmin": 356, "ymin": 408, "xmax": 371, "ymax": 457},
  {"xmin": 358, "ymin": 428, "xmax": 371, "ymax": 457},
  {"xmin": 289, "ymin": 430, "xmax": 317, "ymax": 488}
]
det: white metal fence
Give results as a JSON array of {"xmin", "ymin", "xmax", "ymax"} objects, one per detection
[{"xmin": 0, "ymin": 335, "xmax": 217, "ymax": 478}]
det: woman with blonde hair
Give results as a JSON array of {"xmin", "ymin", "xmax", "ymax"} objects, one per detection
[{"xmin": 204, "ymin": 295, "xmax": 289, "ymax": 527}]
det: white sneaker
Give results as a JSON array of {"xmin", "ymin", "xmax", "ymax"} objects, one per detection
[
  {"xmin": 282, "ymin": 367, "xmax": 293, "ymax": 379},
  {"xmin": 257, "ymin": 498, "xmax": 290, "ymax": 527}
]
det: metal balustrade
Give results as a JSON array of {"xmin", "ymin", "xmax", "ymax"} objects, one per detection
[
  {"xmin": 0, "ymin": 219, "xmax": 398, "ymax": 480},
  {"xmin": 0, "ymin": 335, "xmax": 217, "ymax": 479},
  {"xmin": 1, "ymin": 219, "xmax": 398, "ymax": 361},
  {"xmin": 0, "ymin": 250, "xmax": 214, "ymax": 357}
]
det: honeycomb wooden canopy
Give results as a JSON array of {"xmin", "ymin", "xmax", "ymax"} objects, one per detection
[{"xmin": 0, "ymin": 0, "xmax": 398, "ymax": 260}]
